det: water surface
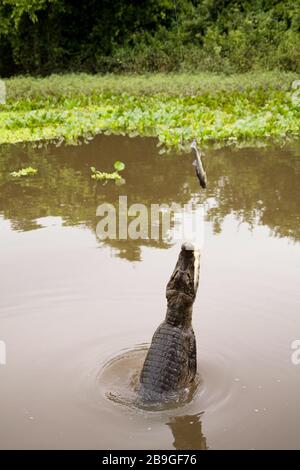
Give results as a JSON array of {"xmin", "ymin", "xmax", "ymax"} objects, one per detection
[{"xmin": 0, "ymin": 136, "xmax": 300, "ymax": 449}]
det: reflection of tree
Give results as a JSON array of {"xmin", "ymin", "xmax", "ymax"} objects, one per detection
[
  {"xmin": 0, "ymin": 136, "xmax": 195, "ymax": 261},
  {"xmin": 0, "ymin": 136, "xmax": 299, "ymax": 261},
  {"xmin": 204, "ymin": 142, "xmax": 300, "ymax": 241},
  {"xmin": 166, "ymin": 413, "xmax": 207, "ymax": 450}
]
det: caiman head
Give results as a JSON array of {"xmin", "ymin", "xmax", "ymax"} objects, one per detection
[{"xmin": 166, "ymin": 242, "xmax": 200, "ymax": 319}]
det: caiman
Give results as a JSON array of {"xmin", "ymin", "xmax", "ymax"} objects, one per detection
[{"xmin": 138, "ymin": 241, "xmax": 201, "ymax": 403}]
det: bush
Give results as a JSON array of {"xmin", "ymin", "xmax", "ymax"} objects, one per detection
[{"xmin": 0, "ymin": 1, "xmax": 299, "ymax": 76}]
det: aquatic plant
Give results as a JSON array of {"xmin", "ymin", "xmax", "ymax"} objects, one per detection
[
  {"xmin": 10, "ymin": 166, "xmax": 38, "ymax": 178},
  {"xmin": 113, "ymin": 161, "xmax": 125, "ymax": 172},
  {"xmin": 0, "ymin": 73, "xmax": 299, "ymax": 150},
  {"xmin": 90, "ymin": 161, "xmax": 125, "ymax": 181}
]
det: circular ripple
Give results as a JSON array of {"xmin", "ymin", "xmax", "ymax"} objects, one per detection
[
  {"xmin": 97, "ymin": 344, "xmax": 146, "ymax": 408},
  {"xmin": 96, "ymin": 344, "xmax": 205, "ymax": 411}
]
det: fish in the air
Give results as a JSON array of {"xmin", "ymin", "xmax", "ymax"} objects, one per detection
[{"xmin": 191, "ymin": 139, "xmax": 207, "ymax": 189}]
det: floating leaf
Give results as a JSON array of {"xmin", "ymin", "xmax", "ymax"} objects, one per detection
[{"xmin": 114, "ymin": 161, "xmax": 125, "ymax": 171}]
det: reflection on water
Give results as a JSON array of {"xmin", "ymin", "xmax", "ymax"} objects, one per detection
[
  {"xmin": 0, "ymin": 137, "xmax": 299, "ymax": 259},
  {"xmin": 0, "ymin": 136, "xmax": 300, "ymax": 450},
  {"xmin": 167, "ymin": 414, "xmax": 207, "ymax": 450}
]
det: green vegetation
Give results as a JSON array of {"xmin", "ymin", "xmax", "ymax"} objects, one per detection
[
  {"xmin": 10, "ymin": 166, "xmax": 38, "ymax": 178},
  {"xmin": 114, "ymin": 161, "xmax": 125, "ymax": 172},
  {"xmin": 90, "ymin": 161, "xmax": 125, "ymax": 182},
  {"xmin": 91, "ymin": 168, "xmax": 121, "ymax": 182},
  {"xmin": 0, "ymin": 72, "xmax": 299, "ymax": 150},
  {"xmin": 0, "ymin": 1, "xmax": 299, "ymax": 76},
  {"xmin": 5, "ymin": 71, "xmax": 299, "ymax": 98}
]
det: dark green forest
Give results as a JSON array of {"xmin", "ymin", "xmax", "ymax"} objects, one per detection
[{"xmin": 0, "ymin": 0, "xmax": 299, "ymax": 76}]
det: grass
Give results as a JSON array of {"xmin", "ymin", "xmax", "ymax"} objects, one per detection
[
  {"xmin": 5, "ymin": 71, "xmax": 299, "ymax": 98},
  {"xmin": 0, "ymin": 72, "xmax": 299, "ymax": 150}
]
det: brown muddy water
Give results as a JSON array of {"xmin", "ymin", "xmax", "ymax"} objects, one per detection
[{"xmin": 0, "ymin": 136, "xmax": 300, "ymax": 450}]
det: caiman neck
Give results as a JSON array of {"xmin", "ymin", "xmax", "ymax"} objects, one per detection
[
  {"xmin": 165, "ymin": 304, "xmax": 193, "ymax": 329},
  {"xmin": 164, "ymin": 241, "xmax": 200, "ymax": 329}
]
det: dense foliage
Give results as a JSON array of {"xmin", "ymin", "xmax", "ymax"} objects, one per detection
[
  {"xmin": 1, "ymin": 72, "xmax": 299, "ymax": 149},
  {"xmin": 0, "ymin": 1, "xmax": 299, "ymax": 76}
]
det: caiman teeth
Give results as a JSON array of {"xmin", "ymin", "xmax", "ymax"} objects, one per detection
[{"xmin": 193, "ymin": 249, "xmax": 200, "ymax": 290}]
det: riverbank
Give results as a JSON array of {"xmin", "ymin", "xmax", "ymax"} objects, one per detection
[{"xmin": 0, "ymin": 72, "xmax": 299, "ymax": 150}]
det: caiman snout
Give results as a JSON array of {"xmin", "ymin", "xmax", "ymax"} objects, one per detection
[
  {"xmin": 181, "ymin": 242, "xmax": 200, "ymax": 291},
  {"xmin": 166, "ymin": 242, "xmax": 201, "ymax": 305},
  {"xmin": 181, "ymin": 241, "xmax": 197, "ymax": 251}
]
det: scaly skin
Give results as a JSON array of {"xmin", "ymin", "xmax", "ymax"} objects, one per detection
[{"xmin": 139, "ymin": 242, "xmax": 200, "ymax": 403}]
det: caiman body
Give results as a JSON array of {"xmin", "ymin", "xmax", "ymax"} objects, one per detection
[{"xmin": 139, "ymin": 242, "xmax": 200, "ymax": 403}]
